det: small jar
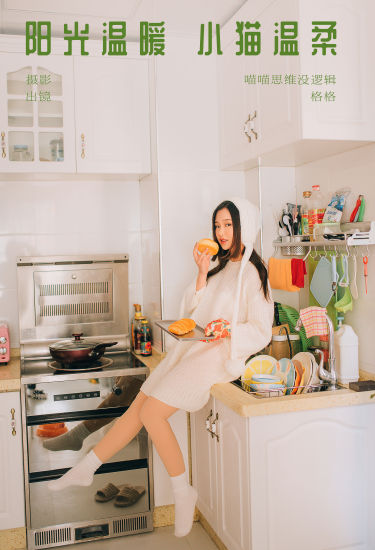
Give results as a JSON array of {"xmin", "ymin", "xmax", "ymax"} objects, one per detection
[{"xmin": 271, "ymin": 334, "xmax": 290, "ymax": 360}]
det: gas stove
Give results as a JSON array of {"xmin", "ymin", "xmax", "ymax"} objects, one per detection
[{"xmin": 21, "ymin": 351, "xmax": 148, "ymax": 384}]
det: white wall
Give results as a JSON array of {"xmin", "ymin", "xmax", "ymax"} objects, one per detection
[
  {"xmin": 296, "ymin": 143, "xmax": 375, "ymax": 374},
  {"xmin": 151, "ymin": 34, "xmax": 245, "ymax": 505},
  {"xmin": 0, "ymin": 179, "xmax": 142, "ymax": 347},
  {"xmin": 245, "ymin": 166, "xmax": 299, "ymax": 310},
  {"xmin": 155, "ymin": 34, "xmax": 245, "ymax": 332}
]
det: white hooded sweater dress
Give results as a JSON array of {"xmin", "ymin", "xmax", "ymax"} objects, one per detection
[{"xmin": 140, "ymin": 259, "xmax": 274, "ymax": 412}]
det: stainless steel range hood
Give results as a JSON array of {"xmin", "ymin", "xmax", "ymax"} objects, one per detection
[{"xmin": 17, "ymin": 254, "xmax": 130, "ymax": 359}]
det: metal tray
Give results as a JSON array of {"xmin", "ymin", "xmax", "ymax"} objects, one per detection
[{"xmin": 155, "ymin": 320, "xmax": 215, "ymax": 342}]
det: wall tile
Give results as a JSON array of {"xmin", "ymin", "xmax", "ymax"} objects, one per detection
[
  {"xmin": 0, "ymin": 288, "xmax": 19, "ymax": 349},
  {"xmin": 0, "ymin": 179, "xmax": 143, "ymax": 346}
]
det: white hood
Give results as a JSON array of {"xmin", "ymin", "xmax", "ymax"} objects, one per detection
[{"xmin": 225, "ymin": 197, "xmax": 261, "ymax": 376}]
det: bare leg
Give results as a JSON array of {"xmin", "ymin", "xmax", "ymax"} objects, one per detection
[
  {"xmin": 47, "ymin": 391, "xmax": 148, "ymax": 491},
  {"xmin": 139, "ymin": 396, "xmax": 183, "ymax": 476},
  {"xmin": 94, "ymin": 390, "xmax": 148, "ymax": 462},
  {"xmin": 139, "ymin": 397, "xmax": 197, "ymax": 537},
  {"xmin": 43, "ymin": 377, "xmax": 143, "ymax": 452}
]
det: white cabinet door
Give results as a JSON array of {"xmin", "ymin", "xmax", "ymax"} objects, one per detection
[
  {"xmin": 0, "ymin": 391, "xmax": 25, "ymax": 530},
  {"xmin": 0, "ymin": 52, "xmax": 75, "ymax": 173},
  {"xmin": 298, "ymin": 0, "xmax": 374, "ymax": 142},
  {"xmin": 256, "ymin": 0, "xmax": 300, "ymax": 158},
  {"xmin": 74, "ymin": 55, "xmax": 151, "ymax": 174},
  {"xmin": 215, "ymin": 399, "xmax": 250, "ymax": 550},
  {"xmin": 218, "ymin": 0, "xmax": 375, "ymax": 169},
  {"xmin": 249, "ymin": 404, "xmax": 375, "ymax": 550},
  {"xmin": 191, "ymin": 397, "xmax": 218, "ymax": 530}
]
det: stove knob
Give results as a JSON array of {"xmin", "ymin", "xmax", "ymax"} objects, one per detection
[
  {"xmin": 0, "ymin": 347, "xmax": 6, "ymax": 354},
  {"xmin": 112, "ymin": 384, "xmax": 122, "ymax": 396},
  {"xmin": 0, "ymin": 336, "xmax": 6, "ymax": 343}
]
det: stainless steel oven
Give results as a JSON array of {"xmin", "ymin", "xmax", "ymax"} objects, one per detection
[{"xmin": 17, "ymin": 255, "xmax": 154, "ymax": 550}]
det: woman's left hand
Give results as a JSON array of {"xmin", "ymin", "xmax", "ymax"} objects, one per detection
[{"xmin": 201, "ymin": 319, "xmax": 231, "ymax": 343}]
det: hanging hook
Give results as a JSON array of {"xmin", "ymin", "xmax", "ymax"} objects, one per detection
[{"xmin": 303, "ymin": 246, "xmax": 311, "ymax": 262}]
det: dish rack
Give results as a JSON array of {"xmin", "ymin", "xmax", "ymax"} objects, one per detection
[{"xmin": 233, "ymin": 378, "xmax": 331, "ymax": 398}]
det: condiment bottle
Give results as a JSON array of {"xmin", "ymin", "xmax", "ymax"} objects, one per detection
[
  {"xmin": 140, "ymin": 319, "xmax": 152, "ymax": 356},
  {"xmin": 309, "ymin": 185, "xmax": 325, "ymax": 236},
  {"xmin": 301, "ymin": 191, "xmax": 311, "ymax": 236},
  {"xmin": 132, "ymin": 304, "xmax": 145, "ymax": 355}
]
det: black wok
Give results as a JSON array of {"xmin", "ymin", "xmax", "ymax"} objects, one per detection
[{"xmin": 49, "ymin": 333, "xmax": 117, "ymax": 366}]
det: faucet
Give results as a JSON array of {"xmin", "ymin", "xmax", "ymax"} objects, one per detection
[{"xmin": 295, "ymin": 313, "xmax": 339, "ymax": 390}]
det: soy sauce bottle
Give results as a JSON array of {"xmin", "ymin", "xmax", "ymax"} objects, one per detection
[{"xmin": 140, "ymin": 319, "xmax": 152, "ymax": 356}]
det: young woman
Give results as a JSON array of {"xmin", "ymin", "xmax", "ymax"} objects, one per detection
[{"xmin": 48, "ymin": 197, "xmax": 274, "ymax": 537}]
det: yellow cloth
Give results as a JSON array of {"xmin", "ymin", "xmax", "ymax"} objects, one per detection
[{"xmin": 268, "ymin": 257, "xmax": 300, "ymax": 292}]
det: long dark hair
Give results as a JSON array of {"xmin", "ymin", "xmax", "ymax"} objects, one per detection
[{"xmin": 207, "ymin": 200, "xmax": 270, "ymax": 300}]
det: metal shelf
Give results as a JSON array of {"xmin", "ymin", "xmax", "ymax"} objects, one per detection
[
  {"xmin": 274, "ymin": 221, "xmax": 375, "ymax": 248},
  {"xmin": 273, "ymin": 240, "xmax": 346, "ymax": 248}
]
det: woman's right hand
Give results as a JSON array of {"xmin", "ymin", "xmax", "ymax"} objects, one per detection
[{"xmin": 193, "ymin": 242, "xmax": 211, "ymax": 277}]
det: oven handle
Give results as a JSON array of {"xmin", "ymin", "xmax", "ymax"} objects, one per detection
[
  {"xmin": 26, "ymin": 405, "xmax": 128, "ymax": 426},
  {"xmin": 29, "ymin": 458, "xmax": 149, "ymax": 483}
]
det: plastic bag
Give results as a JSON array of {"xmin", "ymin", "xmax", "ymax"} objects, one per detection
[{"xmin": 322, "ymin": 188, "xmax": 350, "ymax": 223}]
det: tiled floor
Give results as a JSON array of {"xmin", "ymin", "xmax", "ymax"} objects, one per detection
[{"xmin": 62, "ymin": 523, "xmax": 218, "ymax": 550}]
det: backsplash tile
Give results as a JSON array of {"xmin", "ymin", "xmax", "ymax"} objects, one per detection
[{"xmin": 0, "ymin": 179, "xmax": 143, "ymax": 346}]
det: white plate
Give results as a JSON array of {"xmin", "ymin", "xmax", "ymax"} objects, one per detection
[{"xmin": 241, "ymin": 355, "xmax": 278, "ymax": 383}]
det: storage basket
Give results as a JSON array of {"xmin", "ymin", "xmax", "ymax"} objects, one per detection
[{"xmin": 281, "ymin": 245, "xmax": 305, "ymax": 256}]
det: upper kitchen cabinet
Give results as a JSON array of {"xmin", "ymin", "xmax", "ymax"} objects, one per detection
[
  {"xmin": 0, "ymin": 52, "xmax": 76, "ymax": 173},
  {"xmin": 0, "ymin": 37, "xmax": 151, "ymax": 176},
  {"xmin": 218, "ymin": 0, "xmax": 375, "ymax": 169},
  {"xmin": 74, "ymin": 53, "xmax": 151, "ymax": 175}
]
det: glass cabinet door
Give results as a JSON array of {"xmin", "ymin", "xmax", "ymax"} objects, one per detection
[{"xmin": 0, "ymin": 53, "xmax": 75, "ymax": 172}]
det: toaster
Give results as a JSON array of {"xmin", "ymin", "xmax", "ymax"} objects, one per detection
[{"xmin": 0, "ymin": 322, "xmax": 10, "ymax": 364}]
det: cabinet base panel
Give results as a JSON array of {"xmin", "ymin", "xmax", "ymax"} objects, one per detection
[{"xmin": 197, "ymin": 510, "xmax": 228, "ymax": 550}]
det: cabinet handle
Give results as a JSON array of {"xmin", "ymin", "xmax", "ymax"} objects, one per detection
[
  {"xmin": 244, "ymin": 111, "xmax": 258, "ymax": 142},
  {"xmin": 10, "ymin": 407, "xmax": 16, "ymax": 436},
  {"xmin": 1, "ymin": 131, "xmax": 6, "ymax": 158},
  {"xmin": 211, "ymin": 413, "xmax": 219, "ymax": 442},
  {"xmin": 205, "ymin": 409, "xmax": 213, "ymax": 432},
  {"xmin": 80, "ymin": 133, "xmax": 86, "ymax": 159}
]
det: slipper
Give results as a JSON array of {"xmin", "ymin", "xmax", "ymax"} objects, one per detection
[
  {"xmin": 114, "ymin": 484, "xmax": 145, "ymax": 507},
  {"xmin": 95, "ymin": 482, "xmax": 120, "ymax": 502}
]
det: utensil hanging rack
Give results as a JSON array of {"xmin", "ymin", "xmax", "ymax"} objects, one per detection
[{"xmin": 273, "ymin": 221, "xmax": 375, "ymax": 257}]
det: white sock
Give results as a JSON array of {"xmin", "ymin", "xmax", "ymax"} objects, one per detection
[
  {"xmin": 43, "ymin": 423, "xmax": 90, "ymax": 452},
  {"xmin": 170, "ymin": 472, "xmax": 198, "ymax": 537},
  {"xmin": 47, "ymin": 450, "xmax": 102, "ymax": 491}
]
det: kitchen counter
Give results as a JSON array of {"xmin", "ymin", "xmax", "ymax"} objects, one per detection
[
  {"xmin": 0, "ymin": 352, "xmax": 21, "ymax": 392},
  {"xmin": 137, "ymin": 350, "xmax": 375, "ymax": 417}
]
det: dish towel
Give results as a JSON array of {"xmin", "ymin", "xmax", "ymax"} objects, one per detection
[
  {"xmin": 268, "ymin": 257, "xmax": 300, "ymax": 292},
  {"xmin": 299, "ymin": 306, "xmax": 328, "ymax": 338},
  {"xmin": 291, "ymin": 258, "xmax": 306, "ymax": 288}
]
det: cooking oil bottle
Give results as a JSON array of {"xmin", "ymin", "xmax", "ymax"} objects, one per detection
[{"xmin": 131, "ymin": 304, "xmax": 145, "ymax": 355}]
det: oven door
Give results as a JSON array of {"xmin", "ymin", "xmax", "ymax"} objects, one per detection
[{"xmin": 24, "ymin": 375, "xmax": 151, "ymax": 530}]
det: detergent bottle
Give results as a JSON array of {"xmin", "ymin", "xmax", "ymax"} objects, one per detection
[{"xmin": 334, "ymin": 323, "xmax": 359, "ymax": 384}]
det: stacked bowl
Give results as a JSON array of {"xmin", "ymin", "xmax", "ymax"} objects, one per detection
[{"xmin": 248, "ymin": 374, "xmax": 286, "ymax": 397}]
